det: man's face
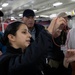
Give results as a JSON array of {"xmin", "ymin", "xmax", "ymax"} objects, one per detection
[{"xmin": 23, "ymin": 16, "xmax": 35, "ymax": 29}]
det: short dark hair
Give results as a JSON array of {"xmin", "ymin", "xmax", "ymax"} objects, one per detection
[
  {"xmin": 0, "ymin": 11, "xmax": 4, "ymax": 17},
  {"xmin": 23, "ymin": 9, "xmax": 35, "ymax": 17}
]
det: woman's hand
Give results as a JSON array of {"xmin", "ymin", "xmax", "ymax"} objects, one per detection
[
  {"xmin": 47, "ymin": 17, "xmax": 67, "ymax": 38},
  {"xmin": 63, "ymin": 49, "xmax": 75, "ymax": 68},
  {"xmin": 63, "ymin": 57, "xmax": 69, "ymax": 68},
  {"xmin": 65, "ymin": 49, "xmax": 75, "ymax": 62}
]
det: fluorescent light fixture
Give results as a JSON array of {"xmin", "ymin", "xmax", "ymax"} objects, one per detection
[
  {"xmin": 11, "ymin": 17, "xmax": 16, "ymax": 20},
  {"xmin": 71, "ymin": 0, "xmax": 75, "ymax": 1},
  {"xmin": 19, "ymin": 14, "xmax": 23, "ymax": 17},
  {"xmin": 50, "ymin": 14, "xmax": 57, "ymax": 19},
  {"xmin": 53, "ymin": 2, "xmax": 63, "ymax": 6},
  {"xmin": 40, "ymin": 15, "xmax": 49, "ymax": 18},
  {"xmin": 36, "ymin": 16, "xmax": 39, "ymax": 18},
  {"xmin": 0, "ymin": 8, "xmax": 2, "ymax": 10},
  {"xmin": 2, "ymin": 3, "xmax": 8, "ymax": 7},
  {"xmin": 33, "ymin": 10, "xmax": 37, "ymax": 12}
]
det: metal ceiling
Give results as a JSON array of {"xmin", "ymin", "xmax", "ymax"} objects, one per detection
[{"xmin": 0, "ymin": 0, "xmax": 75, "ymax": 18}]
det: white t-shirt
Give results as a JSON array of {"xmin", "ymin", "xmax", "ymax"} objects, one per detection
[{"xmin": 66, "ymin": 28, "xmax": 75, "ymax": 49}]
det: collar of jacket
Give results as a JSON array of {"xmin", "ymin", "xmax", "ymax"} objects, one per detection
[{"xmin": 6, "ymin": 46, "xmax": 22, "ymax": 54}]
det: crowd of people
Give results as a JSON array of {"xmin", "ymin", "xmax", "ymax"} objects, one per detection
[{"xmin": 0, "ymin": 9, "xmax": 75, "ymax": 75}]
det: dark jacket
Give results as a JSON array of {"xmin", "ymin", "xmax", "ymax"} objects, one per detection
[
  {"xmin": 44, "ymin": 30, "xmax": 72, "ymax": 75},
  {"xmin": 34, "ymin": 23, "xmax": 44, "ymax": 38},
  {"xmin": 0, "ymin": 30, "xmax": 72, "ymax": 75},
  {"xmin": 0, "ymin": 30, "xmax": 52, "ymax": 75},
  {"xmin": 47, "ymin": 30, "xmax": 68, "ymax": 62}
]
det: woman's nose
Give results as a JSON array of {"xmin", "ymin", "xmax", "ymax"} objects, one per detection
[{"xmin": 28, "ymin": 32, "xmax": 31, "ymax": 38}]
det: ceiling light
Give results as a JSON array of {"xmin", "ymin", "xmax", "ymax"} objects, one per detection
[
  {"xmin": 50, "ymin": 14, "xmax": 57, "ymax": 19},
  {"xmin": 33, "ymin": 10, "xmax": 37, "ymax": 12},
  {"xmin": 53, "ymin": 2, "xmax": 63, "ymax": 7},
  {"xmin": 2, "ymin": 3, "xmax": 8, "ymax": 7},
  {"xmin": 0, "ymin": 8, "xmax": 2, "ymax": 10},
  {"xmin": 71, "ymin": 0, "xmax": 75, "ymax": 1},
  {"xmin": 36, "ymin": 16, "xmax": 39, "ymax": 18},
  {"xmin": 40, "ymin": 15, "xmax": 49, "ymax": 18},
  {"xmin": 10, "ymin": 17, "xmax": 16, "ymax": 20},
  {"xmin": 19, "ymin": 14, "xmax": 23, "ymax": 17}
]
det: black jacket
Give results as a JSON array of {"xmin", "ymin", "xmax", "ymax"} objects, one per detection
[
  {"xmin": 34, "ymin": 23, "xmax": 44, "ymax": 38},
  {"xmin": 0, "ymin": 30, "xmax": 52, "ymax": 75},
  {"xmin": 0, "ymin": 30, "xmax": 72, "ymax": 75}
]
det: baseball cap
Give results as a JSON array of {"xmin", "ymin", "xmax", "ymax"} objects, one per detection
[
  {"xmin": 23, "ymin": 9, "xmax": 35, "ymax": 17},
  {"xmin": 0, "ymin": 10, "xmax": 4, "ymax": 17},
  {"xmin": 57, "ymin": 12, "xmax": 72, "ymax": 19}
]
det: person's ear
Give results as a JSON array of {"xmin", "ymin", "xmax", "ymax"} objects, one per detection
[{"xmin": 8, "ymin": 34, "xmax": 15, "ymax": 41}]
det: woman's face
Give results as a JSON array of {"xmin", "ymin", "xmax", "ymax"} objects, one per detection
[{"xmin": 10, "ymin": 24, "xmax": 31, "ymax": 50}]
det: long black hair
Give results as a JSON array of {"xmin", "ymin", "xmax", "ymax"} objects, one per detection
[{"xmin": 1, "ymin": 21, "xmax": 25, "ymax": 46}]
